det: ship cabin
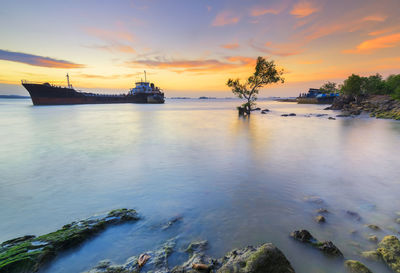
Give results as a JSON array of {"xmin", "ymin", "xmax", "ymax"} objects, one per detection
[{"xmin": 129, "ymin": 81, "xmax": 161, "ymax": 95}]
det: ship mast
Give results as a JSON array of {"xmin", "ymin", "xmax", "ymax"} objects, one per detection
[{"xmin": 66, "ymin": 73, "xmax": 71, "ymax": 88}]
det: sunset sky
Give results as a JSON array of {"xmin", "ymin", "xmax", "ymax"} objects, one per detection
[{"xmin": 1, "ymin": 0, "xmax": 400, "ymax": 97}]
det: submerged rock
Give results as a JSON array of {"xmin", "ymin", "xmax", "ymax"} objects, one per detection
[
  {"xmin": 367, "ymin": 235, "xmax": 378, "ymax": 243},
  {"xmin": 316, "ymin": 208, "xmax": 329, "ymax": 214},
  {"xmin": 290, "ymin": 230, "xmax": 343, "ymax": 257},
  {"xmin": 303, "ymin": 196, "xmax": 325, "ymax": 205},
  {"xmin": 0, "ymin": 209, "xmax": 139, "ymax": 273},
  {"xmin": 377, "ymin": 235, "xmax": 400, "ymax": 273},
  {"xmin": 288, "ymin": 113, "xmax": 296, "ymax": 116},
  {"xmin": 328, "ymin": 117, "xmax": 336, "ymax": 120},
  {"xmin": 315, "ymin": 215, "xmax": 326, "ymax": 223},
  {"xmin": 344, "ymin": 260, "xmax": 373, "ymax": 273},
  {"xmin": 366, "ymin": 224, "xmax": 381, "ymax": 231},
  {"xmin": 281, "ymin": 114, "xmax": 289, "ymax": 117},
  {"xmin": 161, "ymin": 216, "xmax": 183, "ymax": 230},
  {"xmin": 346, "ymin": 211, "xmax": 362, "ymax": 221}
]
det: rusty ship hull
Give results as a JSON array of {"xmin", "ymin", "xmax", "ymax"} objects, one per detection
[{"xmin": 22, "ymin": 83, "xmax": 164, "ymax": 105}]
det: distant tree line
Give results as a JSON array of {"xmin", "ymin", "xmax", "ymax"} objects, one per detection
[{"xmin": 320, "ymin": 74, "xmax": 400, "ymax": 100}]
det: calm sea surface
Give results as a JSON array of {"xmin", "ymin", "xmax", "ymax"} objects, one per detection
[{"xmin": 0, "ymin": 98, "xmax": 399, "ymax": 273}]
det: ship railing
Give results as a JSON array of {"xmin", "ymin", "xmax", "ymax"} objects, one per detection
[{"xmin": 21, "ymin": 80, "xmax": 48, "ymax": 84}]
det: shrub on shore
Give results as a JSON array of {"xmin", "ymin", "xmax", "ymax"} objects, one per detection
[{"xmin": 338, "ymin": 73, "xmax": 400, "ymax": 100}]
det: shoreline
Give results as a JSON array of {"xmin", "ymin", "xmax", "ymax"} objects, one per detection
[
  {"xmin": 326, "ymin": 95, "xmax": 400, "ymax": 120},
  {"xmin": 2, "ymin": 209, "xmax": 400, "ymax": 273}
]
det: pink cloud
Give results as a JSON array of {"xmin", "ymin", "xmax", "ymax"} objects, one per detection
[
  {"xmin": 221, "ymin": 43, "xmax": 239, "ymax": 50},
  {"xmin": 250, "ymin": 8, "xmax": 280, "ymax": 17},
  {"xmin": 290, "ymin": 1, "xmax": 319, "ymax": 18},
  {"xmin": 212, "ymin": 11, "xmax": 240, "ymax": 27},
  {"xmin": 361, "ymin": 15, "xmax": 387, "ymax": 22}
]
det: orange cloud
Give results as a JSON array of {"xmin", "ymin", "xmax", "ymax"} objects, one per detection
[
  {"xmin": 114, "ymin": 45, "xmax": 135, "ymax": 53},
  {"xmin": 368, "ymin": 27, "xmax": 398, "ymax": 36},
  {"xmin": 343, "ymin": 33, "xmax": 400, "ymax": 54},
  {"xmin": 250, "ymin": 8, "xmax": 280, "ymax": 17},
  {"xmin": 78, "ymin": 73, "xmax": 138, "ymax": 79},
  {"xmin": 361, "ymin": 15, "xmax": 387, "ymax": 22},
  {"xmin": 212, "ymin": 11, "xmax": 240, "ymax": 26},
  {"xmin": 221, "ymin": 43, "xmax": 239, "ymax": 49},
  {"xmin": 87, "ymin": 44, "xmax": 135, "ymax": 54},
  {"xmin": 290, "ymin": 1, "xmax": 318, "ymax": 18},
  {"xmin": 127, "ymin": 56, "xmax": 255, "ymax": 74}
]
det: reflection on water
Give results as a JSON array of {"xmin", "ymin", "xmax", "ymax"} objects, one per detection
[{"xmin": 0, "ymin": 98, "xmax": 399, "ymax": 273}]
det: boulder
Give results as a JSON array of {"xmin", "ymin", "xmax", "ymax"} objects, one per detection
[
  {"xmin": 315, "ymin": 215, "xmax": 326, "ymax": 223},
  {"xmin": 377, "ymin": 235, "xmax": 400, "ymax": 273},
  {"xmin": 217, "ymin": 243, "xmax": 295, "ymax": 273},
  {"xmin": 288, "ymin": 113, "xmax": 296, "ymax": 116},
  {"xmin": 328, "ymin": 117, "xmax": 336, "ymax": 120},
  {"xmin": 344, "ymin": 260, "xmax": 373, "ymax": 273},
  {"xmin": 290, "ymin": 230, "xmax": 343, "ymax": 257}
]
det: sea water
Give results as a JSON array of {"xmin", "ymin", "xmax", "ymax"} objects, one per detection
[{"xmin": 0, "ymin": 98, "xmax": 399, "ymax": 273}]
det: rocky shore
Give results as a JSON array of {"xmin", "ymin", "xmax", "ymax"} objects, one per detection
[
  {"xmin": 2, "ymin": 208, "xmax": 400, "ymax": 273},
  {"xmin": 326, "ymin": 95, "xmax": 400, "ymax": 120},
  {"xmin": 0, "ymin": 209, "xmax": 139, "ymax": 273}
]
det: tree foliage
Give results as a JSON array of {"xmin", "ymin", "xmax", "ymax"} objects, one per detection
[
  {"xmin": 340, "ymin": 73, "xmax": 400, "ymax": 99},
  {"xmin": 319, "ymin": 81, "xmax": 337, "ymax": 93},
  {"xmin": 227, "ymin": 57, "xmax": 284, "ymax": 113},
  {"xmin": 341, "ymin": 74, "xmax": 364, "ymax": 97},
  {"xmin": 386, "ymin": 74, "xmax": 400, "ymax": 94}
]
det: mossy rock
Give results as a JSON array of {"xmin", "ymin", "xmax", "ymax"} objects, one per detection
[
  {"xmin": 217, "ymin": 243, "xmax": 295, "ymax": 273},
  {"xmin": 344, "ymin": 260, "xmax": 373, "ymax": 273},
  {"xmin": 361, "ymin": 251, "xmax": 381, "ymax": 262},
  {"xmin": 0, "ymin": 209, "xmax": 139, "ymax": 273},
  {"xmin": 377, "ymin": 235, "xmax": 400, "ymax": 273}
]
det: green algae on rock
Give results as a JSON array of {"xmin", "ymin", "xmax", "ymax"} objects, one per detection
[
  {"xmin": 360, "ymin": 250, "xmax": 381, "ymax": 262},
  {"xmin": 377, "ymin": 235, "xmax": 400, "ymax": 273},
  {"xmin": 217, "ymin": 243, "xmax": 295, "ymax": 273},
  {"xmin": 344, "ymin": 260, "xmax": 373, "ymax": 273},
  {"xmin": 0, "ymin": 209, "xmax": 139, "ymax": 273}
]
